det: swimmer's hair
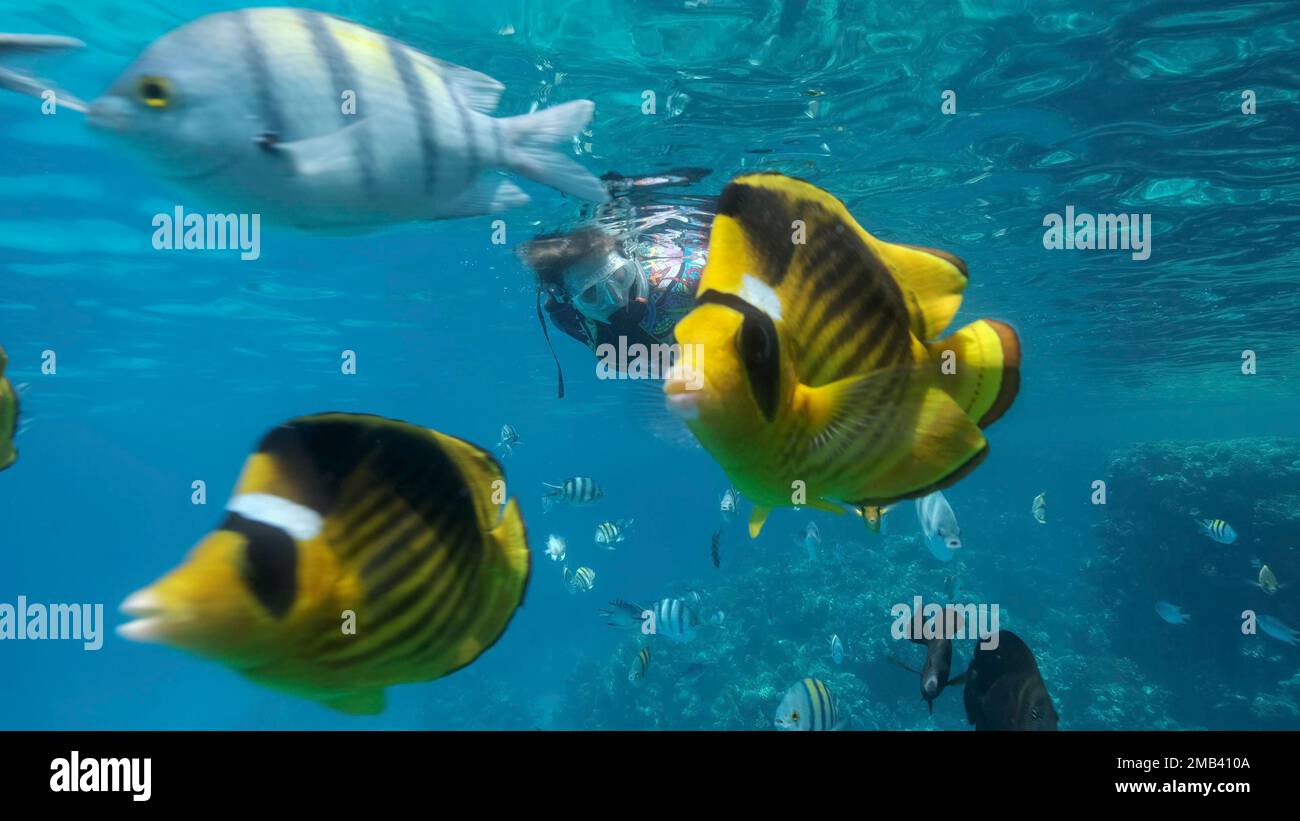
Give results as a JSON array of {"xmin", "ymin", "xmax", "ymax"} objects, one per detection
[{"xmin": 517, "ymin": 227, "xmax": 620, "ymax": 286}]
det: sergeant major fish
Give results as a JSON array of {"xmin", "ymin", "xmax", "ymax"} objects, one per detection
[
  {"xmin": 664, "ymin": 174, "xmax": 1020, "ymax": 538},
  {"xmin": 563, "ymin": 565, "xmax": 596, "ymax": 594},
  {"xmin": 628, "ymin": 646, "xmax": 650, "ymax": 682},
  {"xmin": 74, "ymin": 9, "xmax": 609, "ymax": 230},
  {"xmin": 650, "ymin": 597, "xmax": 700, "ymax": 642},
  {"xmin": 542, "ymin": 476, "xmax": 602, "ymax": 512},
  {"xmin": 1196, "ymin": 518, "xmax": 1237, "ymax": 545},
  {"xmin": 117, "ymin": 413, "xmax": 530, "ymax": 715},
  {"xmin": 774, "ymin": 677, "xmax": 844, "ymax": 731},
  {"xmin": 719, "ymin": 487, "xmax": 739, "ymax": 522},
  {"xmin": 594, "ymin": 518, "xmax": 633, "ymax": 547}
]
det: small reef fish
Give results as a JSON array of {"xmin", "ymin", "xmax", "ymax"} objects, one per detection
[
  {"xmin": 793, "ymin": 521, "xmax": 821, "ymax": 561},
  {"xmin": 1258, "ymin": 614, "xmax": 1300, "ymax": 647},
  {"xmin": 891, "ymin": 610, "xmax": 965, "ymax": 714},
  {"xmin": 594, "ymin": 518, "xmax": 633, "ymax": 547},
  {"xmin": 563, "ymin": 565, "xmax": 596, "ymax": 594},
  {"xmin": 117, "ymin": 413, "xmax": 530, "ymax": 715},
  {"xmin": 665, "ymin": 173, "xmax": 1020, "ymax": 539},
  {"xmin": 497, "ymin": 424, "xmax": 521, "ymax": 457},
  {"xmin": 543, "ymin": 534, "xmax": 566, "ymax": 562},
  {"xmin": 1196, "ymin": 518, "xmax": 1237, "ymax": 544},
  {"xmin": 1032, "ymin": 492, "xmax": 1046, "ymax": 524},
  {"xmin": 542, "ymin": 476, "xmax": 603, "ymax": 512},
  {"xmin": 720, "ymin": 487, "xmax": 739, "ymax": 522},
  {"xmin": 1155, "ymin": 600, "xmax": 1191, "ymax": 625},
  {"xmin": 830, "ymin": 633, "xmax": 844, "ymax": 665},
  {"xmin": 856, "ymin": 504, "xmax": 892, "ymax": 534},
  {"xmin": 710, "ymin": 528, "xmax": 722, "ymax": 568},
  {"xmin": 0, "ymin": 344, "xmax": 18, "ymax": 471},
  {"xmin": 73, "ymin": 9, "xmax": 608, "ymax": 230},
  {"xmin": 599, "ymin": 599, "xmax": 647, "ymax": 629},
  {"xmin": 962, "ymin": 630, "xmax": 1058, "ymax": 731},
  {"xmin": 1254, "ymin": 564, "xmax": 1281, "ymax": 595},
  {"xmin": 651, "ymin": 597, "xmax": 700, "ymax": 642},
  {"xmin": 628, "ymin": 646, "xmax": 651, "ymax": 682},
  {"xmin": 917, "ymin": 491, "xmax": 961, "ymax": 562},
  {"xmin": 774, "ymin": 677, "xmax": 843, "ymax": 731}
]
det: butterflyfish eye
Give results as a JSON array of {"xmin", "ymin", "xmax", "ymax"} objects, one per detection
[
  {"xmin": 137, "ymin": 76, "xmax": 171, "ymax": 108},
  {"xmin": 736, "ymin": 313, "xmax": 781, "ymax": 422},
  {"xmin": 739, "ymin": 314, "xmax": 774, "ymax": 366}
]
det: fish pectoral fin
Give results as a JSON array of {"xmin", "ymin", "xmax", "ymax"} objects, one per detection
[
  {"xmin": 852, "ymin": 385, "xmax": 990, "ymax": 504},
  {"xmin": 801, "ymin": 370, "xmax": 901, "ymax": 452},
  {"xmin": 321, "ymin": 689, "xmax": 386, "ymax": 715},
  {"xmin": 269, "ymin": 118, "xmax": 373, "ymax": 179},
  {"xmin": 886, "ymin": 654, "xmax": 919, "ymax": 675},
  {"xmin": 748, "ymin": 505, "xmax": 772, "ymax": 539}
]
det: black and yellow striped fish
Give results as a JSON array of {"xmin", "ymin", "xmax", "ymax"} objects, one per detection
[
  {"xmin": 774, "ymin": 677, "xmax": 841, "ymax": 731},
  {"xmin": 563, "ymin": 565, "xmax": 596, "ymax": 594},
  {"xmin": 628, "ymin": 646, "xmax": 650, "ymax": 682},
  {"xmin": 117, "ymin": 413, "xmax": 530, "ymax": 715},
  {"xmin": 1196, "ymin": 518, "xmax": 1237, "ymax": 544},
  {"xmin": 0, "ymin": 343, "xmax": 17, "ymax": 472},
  {"xmin": 666, "ymin": 173, "xmax": 1021, "ymax": 537}
]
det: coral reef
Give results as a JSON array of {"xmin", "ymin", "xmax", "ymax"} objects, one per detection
[
  {"xmin": 555, "ymin": 525, "xmax": 1176, "ymax": 730},
  {"xmin": 1085, "ymin": 437, "xmax": 1300, "ymax": 729}
]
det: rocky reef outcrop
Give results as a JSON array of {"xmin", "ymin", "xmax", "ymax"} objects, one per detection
[{"xmin": 1085, "ymin": 437, "xmax": 1300, "ymax": 728}]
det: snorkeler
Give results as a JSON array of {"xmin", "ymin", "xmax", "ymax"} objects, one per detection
[{"xmin": 518, "ymin": 168, "xmax": 715, "ymax": 396}]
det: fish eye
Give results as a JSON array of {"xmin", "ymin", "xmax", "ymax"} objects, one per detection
[
  {"xmin": 137, "ymin": 75, "xmax": 172, "ymax": 108},
  {"xmin": 790, "ymin": 710, "xmax": 799, "ymax": 722},
  {"xmin": 738, "ymin": 314, "xmax": 774, "ymax": 366}
]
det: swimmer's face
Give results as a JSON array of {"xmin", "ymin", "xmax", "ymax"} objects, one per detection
[{"xmin": 563, "ymin": 253, "xmax": 637, "ymax": 321}]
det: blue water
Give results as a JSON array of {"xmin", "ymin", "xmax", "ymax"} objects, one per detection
[{"xmin": 2, "ymin": 0, "xmax": 1298, "ymax": 729}]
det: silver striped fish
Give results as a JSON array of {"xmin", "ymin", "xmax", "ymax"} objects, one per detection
[
  {"xmin": 774, "ymin": 677, "xmax": 842, "ymax": 731},
  {"xmin": 563, "ymin": 565, "xmax": 596, "ymax": 594},
  {"xmin": 542, "ymin": 476, "xmax": 603, "ymax": 512},
  {"xmin": 650, "ymin": 597, "xmax": 700, "ymax": 642},
  {"xmin": 1196, "ymin": 518, "xmax": 1237, "ymax": 544},
  {"xmin": 594, "ymin": 518, "xmax": 633, "ymax": 547},
  {"xmin": 628, "ymin": 646, "xmax": 650, "ymax": 682},
  {"xmin": 82, "ymin": 9, "xmax": 608, "ymax": 229}
]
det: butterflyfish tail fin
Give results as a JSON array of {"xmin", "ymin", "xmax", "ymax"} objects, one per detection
[{"xmin": 925, "ymin": 318, "xmax": 1021, "ymax": 429}]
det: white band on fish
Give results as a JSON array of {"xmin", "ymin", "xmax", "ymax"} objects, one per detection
[{"xmin": 227, "ymin": 493, "xmax": 324, "ymax": 541}]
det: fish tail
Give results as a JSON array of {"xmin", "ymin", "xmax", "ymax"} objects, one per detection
[
  {"xmin": 501, "ymin": 100, "xmax": 609, "ymax": 203},
  {"xmin": 925, "ymin": 319, "xmax": 1021, "ymax": 429}
]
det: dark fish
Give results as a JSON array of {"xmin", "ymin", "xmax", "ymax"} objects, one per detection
[
  {"xmin": 962, "ymin": 630, "xmax": 1058, "ymax": 731},
  {"xmin": 891, "ymin": 635, "xmax": 962, "ymax": 715},
  {"xmin": 711, "ymin": 528, "xmax": 721, "ymax": 568}
]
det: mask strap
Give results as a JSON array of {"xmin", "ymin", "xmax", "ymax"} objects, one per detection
[{"xmin": 537, "ymin": 286, "xmax": 565, "ymax": 399}]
